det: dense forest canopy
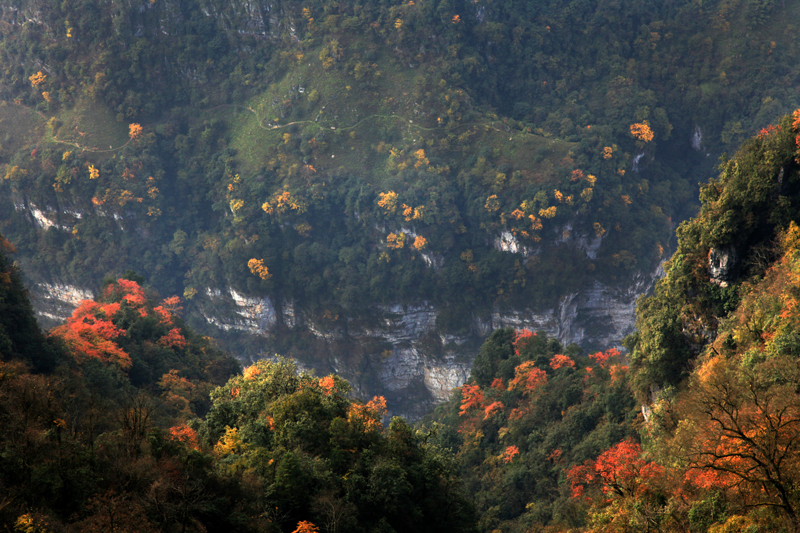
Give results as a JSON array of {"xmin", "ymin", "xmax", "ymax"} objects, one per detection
[
  {"xmin": 424, "ymin": 109, "xmax": 800, "ymax": 532},
  {"xmin": 4, "ymin": 1, "xmax": 800, "ymax": 527},
  {"xmin": 3, "ymin": 110, "xmax": 800, "ymax": 531},
  {"xmin": 0, "ymin": 0, "xmax": 798, "ymax": 364},
  {"xmin": 0, "ymin": 239, "xmax": 475, "ymax": 532}
]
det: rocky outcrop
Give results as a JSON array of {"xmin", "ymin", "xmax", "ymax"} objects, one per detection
[
  {"xmin": 27, "ymin": 260, "xmax": 662, "ymax": 418},
  {"xmin": 32, "ymin": 282, "xmax": 94, "ymax": 327},
  {"xmin": 201, "ymin": 287, "xmax": 278, "ymax": 334},
  {"xmin": 708, "ymin": 245, "xmax": 738, "ymax": 287},
  {"xmin": 182, "ymin": 262, "xmax": 660, "ymax": 417},
  {"xmin": 494, "ymin": 231, "xmax": 534, "ymax": 257}
]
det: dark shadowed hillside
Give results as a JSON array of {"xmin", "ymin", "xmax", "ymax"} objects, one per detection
[{"xmin": 2, "ymin": 0, "xmax": 800, "ymax": 414}]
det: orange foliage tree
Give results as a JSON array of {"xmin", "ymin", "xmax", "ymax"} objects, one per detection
[
  {"xmin": 318, "ymin": 375, "xmax": 336, "ymax": 394},
  {"xmin": 169, "ymin": 422, "xmax": 200, "ymax": 450},
  {"xmin": 129, "ymin": 123, "xmax": 143, "ymax": 139},
  {"xmin": 630, "ymin": 122, "xmax": 654, "ymax": 142},
  {"xmin": 347, "ymin": 396, "xmax": 387, "ymax": 433},
  {"xmin": 674, "ymin": 354, "xmax": 800, "ymax": 527},
  {"xmin": 243, "ymin": 364, "xmax": 263, "ymax": 381},
  {"xmin": 292, "ymin": 521, "xmax": 320, "ymax": 533},
  {"xmin": 29, "ymin": 71, "xmax": 46, "ymax": 87},
  {"xmin": 793, "ymin": 108, "xmax": 800, "ymax": 149},
  {"xmin": 104, "ymin": 278, "xmax": 146, "ymax": 307},
  {"xmin": 459, "ymin": 383, "xmax": 485, "ymax": 416},
  {"xmin": 589, "ymin": 347, "xmax": 622, "ymax": 368},
  {"xmin": 507, "ymin": 361, "xmax": 547, "ymax": 393},
  {"xmin": 157, "ymin": 327, "xmax": 187, "ymax": 349},
  {"xmin": 153, "ymin": 296, "xmax": 181, "ymax": 325},
  {"xmin": 503, "ymin": 445, "xmax": 520, "ymax": 463},
  {"xmin": 512, "ymin": 328, "xmax": 536, "ymax": 355},
  {"xmin": 386, "ymin": 232, "xmax": 406, "ymax": 249},
  {"xmin": 568, "ymin": 439, "xmax": 663, "ymax": 499},
  {"xmin": 377, "ymin": 191, "xmax": 398, "ymax": 213},
  {"xmin": 247, "ymin": 258, "xmax": 271, "ymax": 280},
  {"xmin": 549, "ymin": 354, "xmax": 575, "ymax": 370},
  {"xmin": 49, "ymin": 300, "xmax": 131, "ymax": 369},
  {"xmin": 483, "ymin": 401, "xmax": 504, "ymax": 420}
]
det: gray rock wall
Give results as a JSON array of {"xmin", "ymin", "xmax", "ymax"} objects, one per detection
[
  {"xmin": 15, "ymin": 194, "xmax": 662, "ymax": 418},
  {"xmin": 163, "ymin": 264, "xmax": 662, "ymax": 417}
]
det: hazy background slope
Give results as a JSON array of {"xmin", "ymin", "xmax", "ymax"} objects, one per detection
[{"xmin": 1, "ymin": 0, "xmax": 799, "ymax": 415}]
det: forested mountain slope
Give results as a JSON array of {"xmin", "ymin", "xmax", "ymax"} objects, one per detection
[
  {"xmin": 3, "ymin": 112, "xmax": 800, "ymax": 532},
  {"xmin": 1, "ymin": 0, "xmax": 800, "ymax": 414},
  {"xmin": 0, "ymin": 238, "xmax": 474, "ymax": 533},
  {"xmin": 428, "ymin": 110, "xmax": 800, "ymax": 532}
]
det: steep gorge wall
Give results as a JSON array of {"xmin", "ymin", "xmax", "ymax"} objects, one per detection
[
  {"xmin": 26, "ymin": 237, "xmax": 660, "ymax": 418},
  {"xmin": 13, "ymin": 191, "xmax": 661, "ymax": 417},
  {"xmin": 3, "ymin": 0, "xmax": 672, "ymax": 417}
]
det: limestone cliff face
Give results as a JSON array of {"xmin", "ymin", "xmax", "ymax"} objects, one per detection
[
  {"xmin": 480, "ymin": 269, "xmax": 660, "ymax": 352},
  {"xmin": 160, "ymin": 266, "xmax": 661, "ymax": 418},
  {"xmin": 14, "ymin": 189, "xmax": 661, "ymax": 418},
  {"xmin": 32, "ymin": 282, "xmax": 94, "ymax": 327},
  {"xmin": 14, "ymin": 193, "xmax": 660, "ymax": 418},
  {"xmin": 25, "ymin": 265, "xmax": 659, "ymax": 418}
]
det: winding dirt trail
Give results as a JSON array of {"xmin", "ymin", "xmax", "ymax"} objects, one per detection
[{"xmin": 10, "ymin": 99, "xmax": 529, "ymax": 156}]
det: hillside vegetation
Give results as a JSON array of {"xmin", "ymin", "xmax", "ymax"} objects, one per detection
[
  {"xmin": 0, "ymin": 240, "xmax": 475, "ymax": 533},
  {"xmin": 3, "ymin": 112, "xmax": 800, "ymax": 531},
  {"xmin": 424, "ymin": 110, "xmax": 800, "ymax": 532},
  {"xmin": 1, "ymin": 0, "xmax": 799, "ymax": 363}
]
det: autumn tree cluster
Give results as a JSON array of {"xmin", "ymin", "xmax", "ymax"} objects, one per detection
[
  {"xmin": 4, "ymin": 0, "xmax": 797, "ymax": 378},
  {"xmin": 0, "ymin": 236, "xmax": 475, "ymax": 533},
  {"xmin": 201, "ymin": 357, "xmax": 475, "ymax": 533},
  {"xmin": 427, "ymin": 111, "xmax": 800, "ymax": 533},
  {"xmin": 427, "ymin": 328, "xmax": 640, "ymax": 532}
]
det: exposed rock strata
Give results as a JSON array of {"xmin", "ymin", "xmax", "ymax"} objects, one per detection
[
  {"xmin": 708, "ymin": 245, "xmax": 738, "ymax": 287},
  {"xmin": 32, "ymin": 282, "xmax": 94, "ymax": 327},
  {"xmin": 28, "ymin": 264, "xmax": 661, "ymax": 418}
]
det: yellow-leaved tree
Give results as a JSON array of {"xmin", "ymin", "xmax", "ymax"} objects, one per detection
[
  {"xmin": 377, "ymin": 191, "xmax": 398, "ymax": 214},
  {"xmin": 387, "ymin": 232, "xmax": 406, "ymax": 249},
  {"xmin": 247, "ymin": 258, "xmax": 271, "ymax": 280},
  {"xmin": 129, "ymin": 123, "xmax": 143, "ymax": 140},
  {"xmin": 29, "ymin": 71, "xmax": 46, "ymax": 87},
  {"xmin": 630, "ymin": 122, "xmax": 654, "ymax": 142}
]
